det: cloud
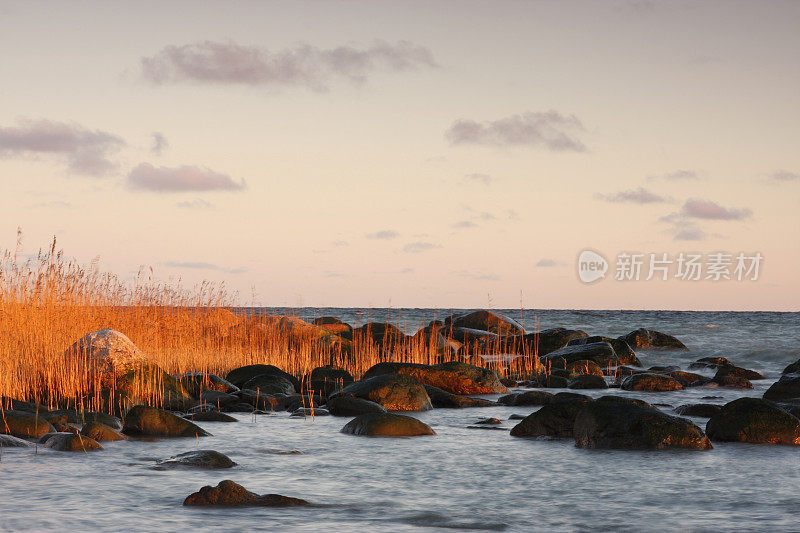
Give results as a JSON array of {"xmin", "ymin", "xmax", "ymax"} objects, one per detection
[
  {"xmin": 681, "ymin": 199, "xmax": 752, "ymax": 220},
  {"xmin": 648, "ymin": 169, "xmax": 700, "ymax": 181},
  {"xmin": 400, "ymin": 268, "xmax": 414, "ymax": 274},
  {"xmin": 535, "ymin": 258, "xmax": 565, "ymax": 267},
  {"xmin": 151, "ymin": 132, "xmax": 168, "ymax": 155},
  {"xmin": 0, "ymin": 118, "xmax": 124, "ymax": 176},
  {"xmin": 162, "ymin": 261, "xmax": 247, "ymax": 274},
  {"xmin": 770, "ymin": 170, "xmax": 799, "ymax": 182},
  {"xmin": 506, "ymin": 209, "xmax": 519, "ymax": 221},
  {"xmin": 463, "ymin": 173, "xmax": 493, "ymax": 185},
  {"xmin": 324, "ymin": 271, "xmax": 346, "ymax": 278},
  {"xmin": 332, "ymin": 240, "xmax": 349, "ymax": 247},
  {"xmin": 177, "ymin": 199, "xmax": 214, "ymax": 209},
  {"xmin": 673, "ymin": 225, "xmax": 707, "ymax": 241},
  {"xmin": 139, "ymin": 40, "xmax": 437, "ymax": 90},
  {"xmin": 596, "ymin": 187, "xmax": 668, "ymax": 204},
  {"xmin": 127, "ymin": 163, "xmax": 246, "ymax": 192},
  {"xmin": 445, "ymin": 111, "xmax": 587, "ymax": 151},
  {"xmin": 365, "ymin": 230, "xmax": 399, "ymax": 240},
  {"xmin": 452, "ymin": 269, "xmax": 500, "ymax": 281},
  {"xmin": 402, "ymin": 241, "xmax": 441, "ymax": 253},
  {"xmin": 452, "ymin": 220, "xmax": 477, "ymax": 229}
]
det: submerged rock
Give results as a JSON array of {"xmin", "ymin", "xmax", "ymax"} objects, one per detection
[
  {"xmin": 333, "ymin": 374, "xmax": 433, "ymax": 411},
  {"xmin": 618, "ymin": 328, "xmax": 687, "ymax": 350},
  {"xmin": 0, "ymin": 410, "xmax": 55, "ymax": 439},
  {"xmin": 42, "ymin": 433, "xmax": 103, "ymax": 452},
  {"xmin": 674, "ymin": 404, "xmax": 722, "ymax": 418},
  {"xmin": 363, "ymin": 361, "xmax": 507, "ymax": 395},
  {"xmin": 510, "ymin": 396, "xmax": 593, "ymax": 438},
  {"xmin": 340, "ymin": 413, "xmax": 435, "ymax": 437},
  {"xmin": 620, "ymin": 373, "xmax": 683, "ymax": 392},
  {"xmin": 706, "ymin": 398, "xmax": 800, "ymax": 444},
  {"xmin": 573, "ymin": 397, "xmax": 712, "ymax": 450},
  {"xmin": 80, "ymin": 422, "xmax": 127, "ymax": 441},
  {"xmin": 184, "ymin": 480, "xmax": 309, "ymax": 507},
  {"xmin": 123, "ymin": 405, "xmax": 210, "ymax": 438},
  {"xmin": 325, "ymin": 395, "xmax": 387, "ymax": 416},
  {"xmin": 185, "ymin": 411, "xmax": 238, "ymax": 422},
  {"xmin": 156, "ymin": 450, "xmax": 236, "ymax": 469},
  {"xmin": 423, "ymin": 385, "xmax": 495, "ymax": 408}
]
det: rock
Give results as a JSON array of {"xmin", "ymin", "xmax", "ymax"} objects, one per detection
[
  {"xmin": 184, "ymin": 480, "xmax": 309, "ymax": 507},
  {"xmin": 184, "ymin": 411, "xmax": 238, "ymax": 422},
  {"xmin": 0, "ymin": 410, "xmax": 55, "ymax": 439},
  {"xmin": 763, "ymin": 374, "xmax": 800, "ymax": 402},
  {"xmin": 706, "ymin": 398, "xmax": 800, "ymax": 444},
  {"xmin": 648, "ymin": 365, "xmax": 680, "ymax": 373},
  {"xmin": 712, "ymin": 375, "xmax": 753, "ymax": 389},
  {"xmin": 620, "ymin": 373, "xmax": 684, "ymax": 392},
  {"xmin": 177, "ymin": 373, "xmax": 239, "ymax": 396},
  {"xmin": 510, "ymin": 396, "xmax": 593, "ymax": 438},
  {"xmin": 312, "ymin": 317, "xmax": 353, "ymax": 339},
  {"xmin": 423, "ymin": 385, "xmax": 495, "ymax": 408},
  {"xmin": 713, "ymin": 365, "xmax": 764, "ymax": 381},
  {"xmin": 290, "ymin": 408, "xmax": 330, "ymax": 417},
  {"xmin": 688, "ymin": 357, "xmax": 732, "ymax": 370},
  {"xmin": 352, "ymin": 322, "xmax": 407, "ymax": 347},
  {"xmin": 225, "ymin": 365, "xmax": 300, "ymax": 392},
  {"xmin": 123, "ymin": 405, "xmax": 210, "ymax": 438},
  {"xmin": 42, "ymin": 433, "xmax": 103, "ymax": 452},
  {"xmin": 156, "ymin": 450, "xmax": 236, "ymax": 469},
  {"xmin": 668, "ymin": 371, "xmax": 710, "ymax": 387},
  {"xmin": 279, "ymin": 394, "xmax": 325, "ymax": 413},
  {"xmin": 326, "ymin": 395, "xmax": 388, "ymax": 416},
  {"xmin": 362, "ymin": 361, "xmax": 507, "ymax": 395},
  {"xmin": 0, "ymin": 434, "xmax": 34, "ymax": 447},
  {"xmin": 498, "ymin": 391, "xmax": 553, "ymax": 406},
  {"xmin": 307, "ymin": 365, "xmax": 354, "ymax": 396},
  {"xmin": 241, "ymin": 374, "xmax": 296, "ymax": 396},
  {"xmin": 510, "ymin": 327, "xmax": 589, "ymax": 356},
  {"xmin": 43, "ymin": 409, "xmax": 122, "ymax": 430},
  {"xmin": 445, "ymin": 310, "xmax": 524, "ymax": 336},
  {"xmin": 568, "ymin": 374, "xmax": 608, "ymax": 390},
  {"xmin": 675, "ymin": 404, "xmax": 722, "ymax": 418},
  {"xmin": 619, "ymin": 328, "xmax": 687, "ymax": 350},
  {"xmin": 333, "ymin": 374, "xmax": 432, "ymax": 411},
  {"xmin": 574, "ymin": 397, "xmax": 712, "ymax": 450},
  {"xmin": 236, "ymin": 390, "xmax": 278, "ymax": 411},
  {"xmin": 566, "ymin": 360, "xmax": 604, "ymax": 377},
  {"xmin": 608, "ymin": 366, "xmax": 647, "ymax": 378},
  {"xmin": 340, "ymin": 413, "xmax": 435, "ymax": 437},
  {"xmin": 80, "ymin": 422, "xmax": 127, "ymax": 441},
  {"xmin": 538, "ymin": 375, "xmax": 569, "ymax": 388},
  {"xmin": 783, "ymin": 358, "xmax": 800, "ymax": 375},
  {"xmin": 0, "ymin": 398, "xmax": 49, "ymax": 413},
  {"xmin": 474, "ymin": 418, "xmax": 502, "ymax": 425},
  {"xmin": 542, "ymin": 342, "xmax": 619, "ymax": 367},
  {"xmin": 568, "ymin": 336, "xmax": 642, "ymax": 366},
  {"xmin": 449, "ymin": 327, "xmax": 499, "ymax": 346},
  {"xmin": 199, "ymin": 390, "xmax": 240, "ymax": 408}
]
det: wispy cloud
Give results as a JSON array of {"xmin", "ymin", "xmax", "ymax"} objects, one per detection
[
  {"xmin": 139, "ymin": 40, "xmax": 437, "ymax": 90},
  {"xmin": 400, "ymin": 267, "xmax": 415, "ymax": 274},
  {"xmin": 402, "ymin": 241, "xmax": 441, "ymax": 253},
  {"xmin": 127, "ymin": 163, "xmax": 246, "ymax": 192},
  {"xmin": 162, "ymin": 261, "xmax": 247, "ymax": 274},
  {"xmin": 445, "ymin": 111, "xmax": 587, "ymax": 152},
  {"xmin": 151, "ymin": 132, "xmax": 168, "ymax": 155},
  {"xmin": 452, "ymin": 269, "xmax": 500, "ymax": 281},
  {"xmin": 176, "ymin": 198, "xmax": 214, "ymax": 209},
  {"xmin": 770, "ymin": 170, "xmax": 799, "ymax": 182},
  {"xmin": 332, "ymin": 240, "xmax": 349, "ymax": 247},
  {"xmin": 365, "ymin": 230, "xmax": 399, "ymax": 240},
  {"xmin": 673, "ymin": 224, "xmax": 707, "ymax": 241},
  {"xmin": 463, "ymin": 173, "xmax": 493, "ymax": 185},
  {"xmin": 535, "ymin": 258, "xmax": 565, "ymax": 267},
  {"xmin": 648, "ymin": 169, "xmax": 700, "ymax": 181},
  {"xmin": 452, "ymin": 220, "xmax": 478, "ymax": 229},
  {"xmin": 680, "ymin": 199, "xmax": 752, "ymax": 220},
  {"xmin": 0, "ymin": 118, "xmax": 124, "ymax": 176},
  {"xmin": 595, "ymin": 187, "xmax": 668, "ymax": 204}
]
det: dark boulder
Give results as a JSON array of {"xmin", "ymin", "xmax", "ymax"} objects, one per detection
[
  {"xmin": 668, "ymin": 371, "xmax": 710, "ymax": 387},
  {"xmin": 80, "ymin": 422, "xmax": 127, "ymax": 441},
  {"xmin": 542, "ymin": 342, "xmax": 619, "ymax": 367},
  {"xmin": 423, "ymin": 385, "xmax": 495, "ymax": 408},
  {"xmin": 199, "ymin": 390, "xmax": 240, "ymax": 408},
  {"xmin": 0, "ymin": 410, "xmax": 55, "ymax": 439},
  {"xmin": 340, "ymin": 413, "xmax": 435, "ymax": 437},
  {"xmin": 538, "ymin": 375, "xmax": 569, "ymax": 388},
  {"xmin": 326, "ymin": 395, "xmax": 387, "ymax": 416},
  {"xmin": 445, "ymin": 310, "xmax": 524, "ymax": 336},
  {"xmin": 689, "ymin": 357, "xmax": 732, "ymax": 370},
  {"xmin": 42, "ymin": 433, "xmax": 103, "ymax": 452},
  {"xmin": 620, "ymin": 373, "xmax": 683, "ymax": 392},
  {"xmin": 568, "ymin": 374, "xmax": 608, "ymax": 390},
  {"xmin": 706, "ymin": 398, "xmax": 800, "ymax": 444},
  {"xmin": 648, "ymin": 365, "xmax": 680, "ymax": 373},
  {"xmin": 352, "ymin": 322, "xmax": 407, "ymax": 346},
  {"xmin": 783, "ymin": 358, "xmax": 800, "ymax": 375},
  {"xmin": 123, "ymin": 405, "xmax": 210, "ymax": 438},
  {"xmin": 675, "ymin": 404, "xmax": 722, "ymax": 418},
  {"xmin": 498, "ymin": 391, "xmax": 553, "ymax": 406},
  {"xmin": 177, "ymin": 373, "xmax": 239, "ymax": 396},
  {"xmin": 155, "ymin": 450, "xmax": 236, "ymax": 469},
  {"xmin": 362, "ymin": 361, "xmax": 507, "ymax": 395},
  {"xmin": 566, "ymin": 360, "xmax": 604, "ymax": 377},
  {"xmin": 763, "ymin": 374, "xmax": 800, "ymax": 402},
  {"xmin": 225, "ymin": 365, "xmax": 300, "ymax": 392},
  {"xmin": 290, "ymin": 408, "xmax": 330, "ymax": 417},
  {"xmin": 619, "ymin": 328, "xmax": 687, "ymax": 350},
  {"xmin": 184, "ymin": 480, "xmax": 309, "ymax": 507},
  {"xmin": 568, "ymin": 336, "xmax": 641, "ymax": 366},
  {"xmin": 574, "ymin": 397, "xmax": 712, "ymax": 450},
  {"xmin": 714, "ymin": 365, "xmax": 764, "ymax": 381},
  {"xmin": 312, "ymin": 317, "xmax": 353, "ymax": 339},
  {"xmin": 534, "ymin": 327, "xmax": 589, "ymax": 355},
  {"xmin": 0, "ymin": 434, "xmax": 33, "ymax": 447},
  {"xmin": 510, "ymin": 396, "xmax": 593, "ymax": 438},
  {"xmin": 333, "ymin": 374, "xmax": 432, "ymax": 411},
  {"xmin": 185, "ymin": 410, "xmax": 238, "ymax": 422},
  {"xmin": 712, "ymin": 375, "xmax": 753, "ymax": 389},
  {"xmin": 241, "ymin": 374, "xmax": 296, "ymax": 396}
]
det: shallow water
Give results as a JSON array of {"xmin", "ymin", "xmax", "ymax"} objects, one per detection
[{"xmin": 2, "ymin": 309, "xmax": 799, "ymax": 532}]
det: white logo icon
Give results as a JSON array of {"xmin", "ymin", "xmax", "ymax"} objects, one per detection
[{"xmin": 577, "ymin": 250, "xmax": 608, "ymax": 283}]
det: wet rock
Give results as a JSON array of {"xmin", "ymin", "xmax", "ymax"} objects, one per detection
[
  {"xmin": 574, "ymin": 397, "xmax": 712, "ymax": 450},
  {"xmin": 566, "ymin": 359, "xmax": 604, "ymax": 377},
  {"xmin": 52, "ymin": 422, "xmax": 80, "ymax": 434},
  {"xmin": 608, "ymin": 366, "xmax": 648, "ymax": 378},
  {"xmin": 307, "ymin": 365, "xmax": 354, "ymax": 396},
  {"xmin": 508, "ymin": 414, "xmax": 526, "ymax": 420},
  {"xmin": 498, "ymin": 391, "xmax": 554, "ymax": 406},
  {"xmin": 713, "ymin": 365, "xmax": 764, "ymax": 381},
  {"xmin": 423, "ymin": 385, "xmax": 495, "ymax": 408},
  {"xmin": 123, "ymin": 405, "xmax": 210, "ymax": 438},
  {"xmin": 619, "ymin": 328, "xmax": 687, "ymax": 350},
  {"xmin": 445, "ymin": 310, "xmax": 524, "ymax": 336},
  {"xmin": 782, "ymin": 358, "xmax": 800, "ymax": 375},
  {"xmin": 290, "ymin": 408, "xmax": 330, "ymax": 417},
  {"xmin": 156, "ymin": 450, "xmax": 236, "ymax": 469},
  {"xmin": 531, "ymin": 327, "xmax": 590, "ymax": 355},
  {"xmin": 184, "ymin": 410, "xmax": 238, "ymax": 422},
  {"xmin": 0, "ymin": 398, "xmax": 49, "ymax": 413},
  {"xmin": 542, "ymin": 342, "xmax": 619, "ymax": 367},
  {"xmin": 184, "ymin": 480, "xmax": 309, "ymax": 507},
  {"xmin": 475, "ymin": 418, "xmax": 502, "ymax": 425},
  {"xmin": 0, "ymin": 434, "xmax": 33, "ymax": 447},
  {"xmin": 449, "ymin": 327, "xmax": 499, "ymax": 346},
  {"xmin": 326, "ymin": 395, "xmax": 387, "ymax": 416},
  {"xmin": 763, "ymin": 374, "xmax": 800, "ymax": 402},
  {"xmin": 334, "ymin": 374, "xmax": 432, "ymax": 411},
  {"xmin": 279, "ymin": 394, "xmax": 325, "ymax": 413},
  {"xmin": 0, "ymin": 410, "xmax": 55, "ymax": 439},
  {"xmin": 80, "ymin": 422, "xmax": 127, "ymax": 441},
  {"xmin": 225, "ymin": 364, "xmax": 300, "ymax": 392},
  {"xmin": 43, "ymin": 409, "xmax": 122, "ymax": 430},
  {"xmin": 510, "ymin": 395, "xmax": 593, "ymax": 438},
  {"xmin": 568, "ymin": 336, "xmax": 642, "ymax": 366},
  {"xmin": 199, "ymin": 390, "xmax": 240, "ymax": 408},
  {"xmin": 568, "ymin": 374, "xmax": 608, "ymax": 390},
  {"xmin": 688, "ymin": 357, "xmax": 732, "ymax": 370},
  {"xmin": 352, "ymin": 322, "xmax": 407, "ymax": 347},
  {"xmin": 43, "ymin": 433, "xmax": 103, "ymax": 452},
  {"xmin": 538, "ymin": 375, "xmax": 569, "ymax": 388},
  {"xmin": 648, "ymin": 365, "xmax": 680, "ymax": 373},
  {"xmin": 177, "ymin": 373, "xmax": 240, "ymax": 396},
  {"xmin": 341, "ymin": 413, "xmax": 435, "ymax": 437},
  {"xmin": 363, "ymin": 361, "xmax": 507, "ymax": 395},
  {"xmin": 668, "ymin": 371, "xmax": 710, "ymax": 387},
  {"xmin": 706, "ymin": 398, "xmax": 800, "ymax": 444},
  {"xmin": 312, "ymin": 317, "xmax": 353, "ymax": 339},
  {"xmin": 712, "ymin": 375, "xmax": 753, "ymax": 389},
  {"xmin": 241, "ymin": 374, "xmax": 296, "ymax": 396},
  {"xmin": 620, "ymin": 373, "xmax": 684, "ymax": 392},
  {"xmin": 675, "ymin": 404, "xmax": 722, "ymax": 418},
  {"xmin": 236, "ymin": 389, "xmax": 278, "ymax": 411}
]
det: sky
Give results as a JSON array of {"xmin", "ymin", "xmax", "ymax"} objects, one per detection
[{"xmin": 0, "ymin": 0, "xmax": 798, "ymax": 311}]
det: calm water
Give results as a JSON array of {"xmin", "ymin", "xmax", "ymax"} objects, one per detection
[{"xmin": 2, "ymin": 309, "xmax": 799, "ymax": 532}]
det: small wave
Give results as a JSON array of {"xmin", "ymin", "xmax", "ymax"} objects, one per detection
[
  {"xmin": 705, "ymin": 324, "xmax": 720, "ymax": 328},
  {"xmin": 400, "ymin": 510, "xmax": 508, "ymax": 531}
]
